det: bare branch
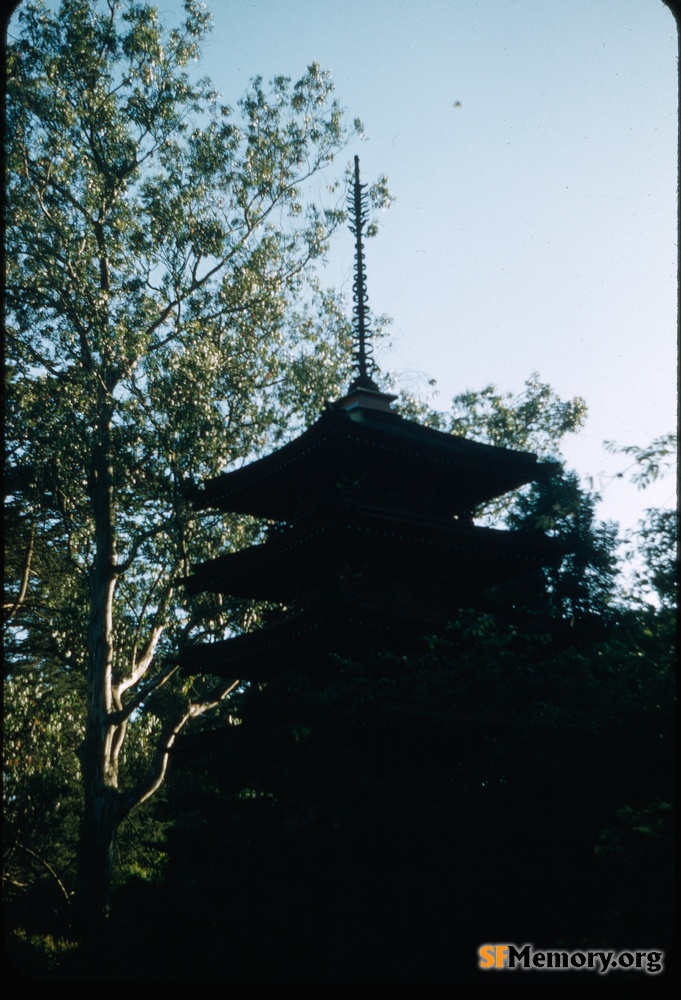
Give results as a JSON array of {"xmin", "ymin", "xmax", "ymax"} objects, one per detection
[
  {"xmin": 110, "ymin": 661, "xmax": 180, "ymax": 725},
  {"xmin": 5, "ymin": 327, "xmax": 65, "ymax": 379},
  {"xmin": 121, "ymin": 678, "xmax": 239, "ymax": 815},
  {"xmin": 115, "ymin": 521, "xmax": 173, "ymax": 576},
  {"xmin": 116, "ymin": 618, "xmax": 166, "ymax": 697},
  {"xmin": 115, "ymin": 570, "xmax": 177, "ymax": 701},
  {"xmin": 16, "ymin": 842, "xmax": 72, "ymax": 908},
  {"xmin": 4, "ymin": 525, "xmax": 35, "ymax": 621}
]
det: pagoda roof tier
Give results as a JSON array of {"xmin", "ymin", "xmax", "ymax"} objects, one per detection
[
  {"xmin": 187, "ymin": 402, "xmax": 558, "ymax": 520},
  {"xmin": 182, "ymin": 494, "xmax": 565, "ymax": 602},
  {"xmin": 179, "ymin": 600, "xmax": 612, "ymax": 682},
  {"xmin": 179, "ymin": 594, "xmax": 484, "ymax": 680}
]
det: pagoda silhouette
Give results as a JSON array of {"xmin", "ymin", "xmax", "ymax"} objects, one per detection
[{"xmin": 180, "ymin": 158, "xmax": 563, "ymax": 681}]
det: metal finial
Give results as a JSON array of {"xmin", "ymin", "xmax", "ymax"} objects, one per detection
[{"xmin": 347, "ymin": 156, "xmax": 379, "ymax": 390}]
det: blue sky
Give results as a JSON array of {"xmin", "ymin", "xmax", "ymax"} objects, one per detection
[
  {"xmin": 15, "ymin": 0, "xmax": 678, "ymax": 544},
  {"xmin": 188, "ymin": 0, "xmax": 677, "ymax": 543}
]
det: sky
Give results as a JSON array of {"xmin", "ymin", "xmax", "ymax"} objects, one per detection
[
  {"xmin": 180, "ymin": 0, "xmax": 678, "ymax": 546},
  {"xmin": 13, "ymin": 0, "xmax": 679, "ymax": 546}
]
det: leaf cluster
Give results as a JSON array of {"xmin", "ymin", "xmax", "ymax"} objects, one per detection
[{"xmin": 4, "ymin": 0, "xmax": 387, "ymax": 923}]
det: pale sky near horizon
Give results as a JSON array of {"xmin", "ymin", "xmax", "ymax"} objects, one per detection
[
  {"xmin": 10, "ymin": 0, "xmax": 678, "ymax": 553},
  {"xmin": 188, "ymin": 0, "xmax": 678, "ymax": 546}
]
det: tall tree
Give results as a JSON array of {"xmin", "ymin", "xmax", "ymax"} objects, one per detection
[
  {"xmin": 5, "ymin": 0, "xmax": 388, "ymax": 920},
  {"xmin": 604, "ymin": 434, "xmax": 677, "ymax": 610},
  {"xmin": 447, "ymin": 373, "xmax": 588, "ymax": 460},
  {"xmin": 505, "ymin": 469, "xmax": 619, "ymax": 622}
]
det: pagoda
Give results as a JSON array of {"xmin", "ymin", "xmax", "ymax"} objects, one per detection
[{"xmin": 180, "ymin": 158, "xmax": 563, "ymax": 680}]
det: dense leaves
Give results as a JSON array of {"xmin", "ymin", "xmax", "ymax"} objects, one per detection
[
  {"xmin": 5, "ymin": 0, "xmax": 384, "ymax": 922},
  {"xmin": 395, "ymin": 371, "xmax": 586, "ymax": 456},
  {"xmin": 84, "ymin": 600, "xmax": 674, "ymax": 982},
  {"xmin": 505, "ymin": 470, "xmax": 619, "ymax": 622},
  {"xmin": 448, "ymin": 372, "xmax": 587, "ymax": 459},
  {"xmin": 3, "ymin": 0, "xmax": 674, "ymax": 977},
  {"xmin": 605, "ymin": 435, "xmax": 677, "ymax": 610}
]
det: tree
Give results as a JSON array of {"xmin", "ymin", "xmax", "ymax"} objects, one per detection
[
  {"xmin": 394, "ymin": 373, "xmax": 589, "ymax": 526},
  {"xmin": 505, "ymin": 470, "xmax": 620, "ymax": 622},
  {"xmin": 126, "ymin": 567, "xmax": 673, "ymax": 981},
  {"xmin": 394, "ymin": 371, "xmax": 587, "ymax": 457},
  {"xmin": 139, "ymin": 436, "xmax": 670, "ymax": 983},
  {"xmin": 397, "ymin": 374, "xmax": 616, "ymax": 622},
  {"xmin": 631, "ymin": 506, "xmax": 677, "ymax": 610},
  {"xmin": 604, "ymin": 435, "xmax": 677, "ymax": 610},
  {"xmin": 447, "ymin": 372, "xmax": 588, "ymax": 460},
  {"xmin": 5, "ymin": 0, "xmax": 389, "ymax": 921}
]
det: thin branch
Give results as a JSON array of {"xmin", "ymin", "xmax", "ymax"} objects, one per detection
[
  {"xmin": 5, "ymin": 327, "xmax": 65, "ymax": 379},
  {"xmin": 116, "ymin": 617, "xmax": 166, "ymax": 698},
  {"xmin": 4, "ymin": 525, "xmax": 35, "ymax": 620},
  {"xmin": 111, "ymin": 661, "xmax": 180, "ymax": 725},
  {"xmin": 121, "ymin": 678, "xmax": 239, "ymax": 815},
  {"xmin": 115, "ymin": 521, "xmax": 173, "ymax": 576},
  {"xmin": 115, "ymin": 571, "xmax": 177, "ymax": 699},
  {"xmin": 27, "ymin": 159, "xmax": 98, "ymax": 229},
  {"xmin": 16, "ymin": 842, "xmax": 72, "ymax": 908}
]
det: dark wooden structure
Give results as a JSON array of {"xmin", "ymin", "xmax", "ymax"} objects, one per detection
[{"xmin": 179, "ymin": 159, "xmax": 563, "ymax": 680}]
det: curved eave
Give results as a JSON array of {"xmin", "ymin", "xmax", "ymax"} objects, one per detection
[
  {"xmin": 179, "ymin": 597, "xmax": 461, "ymax": 679},
  {"xmin": 188, "ymin": 406, "xmax": 558, "ymax": 519},
  {"xmin": 183, "ymin": 508, "xmax": 565, "ymax": 601}
]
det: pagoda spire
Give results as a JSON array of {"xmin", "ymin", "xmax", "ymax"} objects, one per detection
[{"xmin": 347, "ymin": 155, "xmax": 380, "ymax": 392}]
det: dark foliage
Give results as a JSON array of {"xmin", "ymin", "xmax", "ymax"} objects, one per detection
[{"xmin": 43, "ymin": 600, "xmax": 673, "ymax": 983}]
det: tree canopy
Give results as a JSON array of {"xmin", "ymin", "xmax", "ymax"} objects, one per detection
[
  {"xmin": 4, "ymin": 0, "xmax": 388, "ymax": 921},
  {"xmin": 3, "ymin": 0, "xmax": 674, "ymax": 976}
]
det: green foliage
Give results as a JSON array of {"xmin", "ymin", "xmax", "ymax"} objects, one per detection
[
  {"xmin": 605, "ymin": 435, "xmax": 677, "ymax": 610},
  {"xmin": 604, "ymin": 434, "xmax": 677, "ymax": 490},
  {"xmin": 6, "ymin": 928, "xmax": 80, "ymax": 980},
  {"xmin": 125, "ymin": 600, "xmax": 674, "ymax": 980},
  {"xmin": 506, "ymin": 470, "xmax": 620, "ymax": 621},
  {"xmin": 409, "ymin": 373, "xmax": 621, "ymax": 622},
  {"xmin": 630, "ymin": 507, "xmax": 677, "ymax": 610},
  {"xmin": 392, "ymin": 372, "xmax": 588, "ymax": 466},
  {"xmin": 5, "ymin": 0, "xmax": 388, "ymax": 923},
  {"xmin": 3, "ymin": 665, "xmax": 83, "ymax": 829},
  {"xmin": 3, "ymin": 668, "xmax": 82, "ymax": 932},
  {"xmin": 418, "ymin": 373, "xmax": 591, "ymax": 524},
  {"xmin": 448, "ymin": 372, "xmax": 587, "ymax": 459}
]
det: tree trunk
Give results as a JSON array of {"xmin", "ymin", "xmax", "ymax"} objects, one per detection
[
  {"xmin": 73, "ymin": 394, "xmax": 239, "ymax": 921},
  {"xmin": 77, "ymin": 774, "xmax": 121, "ymax": 923},
  {"xmin": 77, "ymin": 399, "xmax": 121, "ymax": 923}
]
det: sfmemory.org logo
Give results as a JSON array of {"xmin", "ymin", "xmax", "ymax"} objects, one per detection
[{"xmin": 478, "ymin": 943, "xmax": 664, "ymax": 975}]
